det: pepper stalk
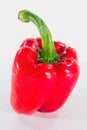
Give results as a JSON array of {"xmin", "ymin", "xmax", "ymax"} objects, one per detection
[{"xmin": 18, "ymin": 10, "xmax": 60, "ymax": 63}]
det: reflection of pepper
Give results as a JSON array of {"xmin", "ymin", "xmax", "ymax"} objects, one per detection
[{"xmin": 10, "ymin": 10, "xmax": 80, "ymax": 114}]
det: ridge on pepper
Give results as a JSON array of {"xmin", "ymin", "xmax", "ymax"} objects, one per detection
[{"xmin": 10, "ymin": 10, "xmax": 80, "ymax": 114}]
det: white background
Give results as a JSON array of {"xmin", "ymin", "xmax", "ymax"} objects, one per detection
[{"xmin": 0, "ymin": 0, "xmax": 87, "ymax": 129}]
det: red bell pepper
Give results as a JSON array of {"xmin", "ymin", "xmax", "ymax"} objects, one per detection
[{"xmin": 10, "ymin": 10, "xmax": 80, "ymax": 114}]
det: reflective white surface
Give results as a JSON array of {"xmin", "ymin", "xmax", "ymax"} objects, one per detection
[{"xmin": 0, "ymin": 62, "xmax": 87, "ymax": 129}]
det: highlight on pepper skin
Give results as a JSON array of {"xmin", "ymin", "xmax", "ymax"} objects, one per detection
[{"xmin": 10, "ymin": 10, "xmax": 80, "ymax": 115}]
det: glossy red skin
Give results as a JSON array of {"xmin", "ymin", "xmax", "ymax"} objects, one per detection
[{"xmin": 10, "ymin": 38, "xmax": 80, "ymax": 114}]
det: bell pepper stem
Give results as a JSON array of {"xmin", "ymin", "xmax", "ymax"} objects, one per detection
[{"xmin": 18, "ymin": 10, "xmax": 60, "ymax": 63}]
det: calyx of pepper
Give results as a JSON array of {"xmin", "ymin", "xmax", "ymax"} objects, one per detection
[{"xmin": 18, "ymin": 10, "xmax": 60, "ymax": 63}]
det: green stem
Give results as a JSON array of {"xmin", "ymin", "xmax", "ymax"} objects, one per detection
[{"xmin": 18, "ymin": 10, "xmax": 60, "ymax": 63}]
